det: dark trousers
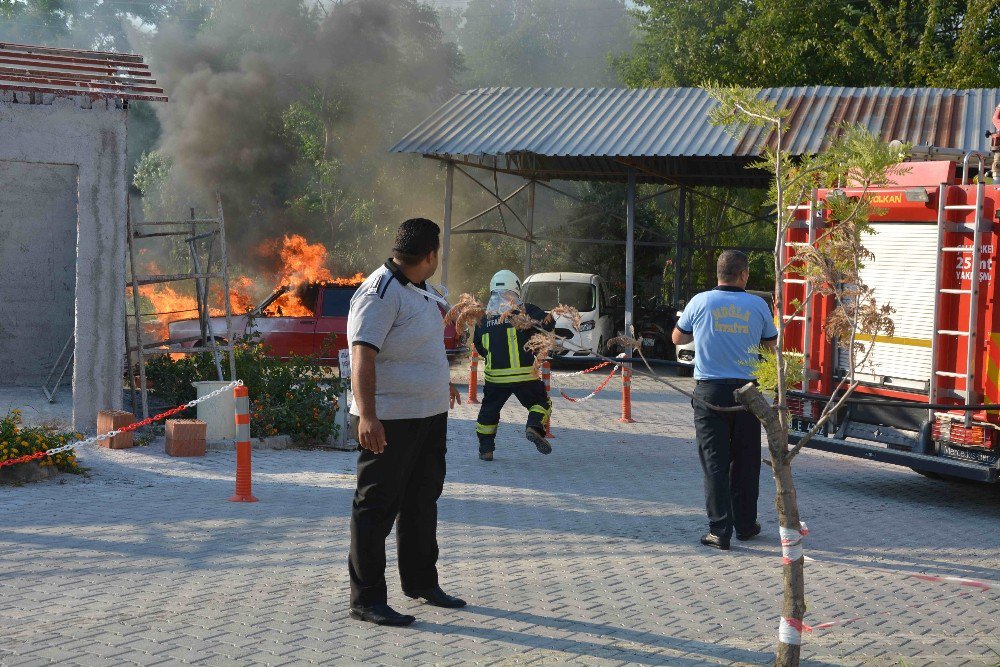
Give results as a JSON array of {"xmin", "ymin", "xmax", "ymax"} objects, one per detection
[
  {"xmin": 348, "ymin": 412, "xmax": 447, "ymax": 607},
  {"xmin": 691, "ymin": 382, "xmax": 762, "ymax": 539},
  {"xmin": 475, "ymin": 380, "xmax": 551, "ymax": 454}
]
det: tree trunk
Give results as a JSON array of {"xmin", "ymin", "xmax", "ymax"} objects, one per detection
[{"xmin": 736, "ymin": 384, "xmax": 806, "ymax": 667}]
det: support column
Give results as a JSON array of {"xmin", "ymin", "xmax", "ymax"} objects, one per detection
[
  {"xmin": 524, "ymin": 180, "xmax": 535, "ymax": 277},
  {"xmin": 625, "ymin": 169, "xmax": 636, "ymax": 338},
  {"xmin": 441, "ymin": 162, "xmax": 454, "ymax": 289},
  {"xmin": 674, "ymin": 185, "xmax": 686, "ymax": 306}
]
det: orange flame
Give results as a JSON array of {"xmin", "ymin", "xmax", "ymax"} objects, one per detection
[
  {"xmin": 323, "ymin": 272, "xmax": 366, "ymax": 287},
  {"xmin": 133, "ymin": 236, "xmax": 362, "ymax": 340},
  {"xmin": 258, "ymin": 234, "xmax": 337, "ymax": 316},
  {"xmin": 227, "ymin": 276, "xmax": 256, "ymax": 314}
]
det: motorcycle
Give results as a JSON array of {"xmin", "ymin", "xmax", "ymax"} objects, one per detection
[{"xmin": 635, "ymin": 296, "xmax": 678, "ymax": 360}]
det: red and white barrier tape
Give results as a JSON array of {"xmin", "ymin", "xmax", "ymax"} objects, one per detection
[
  {"xmin": 0, "ymin": 380, "xmax": 243, "ymax": 469},
  {"xmin": 783, "ymin": 574, "xmax": 993, "ymax": 637},
  {"xmin": 777, "ymin": 520, "xmax": 994, "ymax": 643},
  {"xmin": 778, "ymin": 617, "xmax": 808, "ymax": 645},
  {"xmin": 779, "ymin": 522, "xmax": 809, "ymax": 565}
]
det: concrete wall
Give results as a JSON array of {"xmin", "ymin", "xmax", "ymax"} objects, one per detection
[
  {"xmin": 0, "ymin": 161, "xmax": 78, "ymax": 385},
  {"xmin": 0, "ymin": 94, "xmax": 128, "ymax": 431}
]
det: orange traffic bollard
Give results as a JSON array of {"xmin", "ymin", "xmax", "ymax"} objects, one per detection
[
  {"xmin": 620, "ymin": 363, "xmax": 636, "ymax": 423},
  {"xmin": 542, "ymin": 360, "xmax": 554, "ymax": 438},
  {"xmin": 229, "ymin": 385, "xmax": 258, "ymax": 502},
  {"xmin": 468, "ymin": 348, "xmax": 480, "ymax": 404}
]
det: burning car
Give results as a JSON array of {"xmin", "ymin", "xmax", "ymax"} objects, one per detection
[{"xmin": 167, "ymin": 280, "xmax": 464, "ymax": 362}]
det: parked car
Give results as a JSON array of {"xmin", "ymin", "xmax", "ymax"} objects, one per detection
[
  {"xmin": 522, "ymin": 272, "xmax": 615, "ymax": 357},
  {"xmin": 673, "ymin": 289, "xmax": 774, "ymax": 376},
  {"xmin": 167, "ymin": 282, "xmax": 464, "ymax": 362}
]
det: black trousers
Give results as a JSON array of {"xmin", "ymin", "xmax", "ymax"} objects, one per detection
[
  {"xmin": 691, "ymin": 382, "xmax": 762, "ymax": 539},
  {"xmin": 475, "ymin": 379, "xmax": 551, "ymax": 454},
  {"xmin": 348, "ymin": 412, "xmax": 447, "ymax": 607}
]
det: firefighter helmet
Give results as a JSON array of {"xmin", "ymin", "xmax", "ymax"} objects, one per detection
[{"xmin": 490, "ymin": 270, "xmax": 522, "ymax": 296}]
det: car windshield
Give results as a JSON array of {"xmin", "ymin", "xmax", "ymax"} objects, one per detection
[
  {"xmin": 321, "ymin": 288, "xmax": 354, "ymax": 317},
  {"xmin": 523, "ymin": 281, "xmax": 596, "ymax": 312}
]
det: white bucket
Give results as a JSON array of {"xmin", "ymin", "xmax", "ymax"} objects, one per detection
[{"xmin": 193, "ymin": 381, "xmax": 237, "ymax": 440}]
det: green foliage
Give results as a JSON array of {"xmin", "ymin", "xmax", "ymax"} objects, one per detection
[
  {"xmin": 143, "ymin": 332, "xmax": 345, "ymax": 444},
  {"xmin": 622, "ymin": 0, "xmax": 1000, "ymax": 88},
  {"xmin": 743, "ymin": 346, "xmax": 803, "ymax": 391},
  {"xmin": 0, "ymin": 409, "xmax": 83, "ymax": 475}
]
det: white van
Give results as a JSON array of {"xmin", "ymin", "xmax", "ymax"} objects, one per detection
[{"xmin": 522, "ymin": 272, "xmax": 615, "ymax": 357}]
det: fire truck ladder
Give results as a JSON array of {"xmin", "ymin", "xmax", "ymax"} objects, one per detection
[
  {"xmin": 783, "ymin": 193, "xmax": 819, "ymax": 375},
  {"xmin": 930, "ymin": 152, "xmax": 989, "ymax": 427},
  {"xmin": 125, "ymin": 194, "xmax": 237, "ymax": 420}
]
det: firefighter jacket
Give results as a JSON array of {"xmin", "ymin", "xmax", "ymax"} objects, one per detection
[{"xmin": 473, "ymin": 302, "xmax": 553, "ymax": 384}]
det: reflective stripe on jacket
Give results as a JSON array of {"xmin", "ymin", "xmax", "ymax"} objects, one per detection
[{"xmin": 473, "ymin": 303, "xmax": 552, "ymax": 384}]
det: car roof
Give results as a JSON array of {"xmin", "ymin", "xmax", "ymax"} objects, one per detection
[{"xmin": 524, "ymin": 272, "xmax": 599, "ymax": 284}]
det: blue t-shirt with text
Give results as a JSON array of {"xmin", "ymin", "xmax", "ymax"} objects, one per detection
[{"xmin": 676, "ymin": 287, "xmax": 778, "ymax": 380}]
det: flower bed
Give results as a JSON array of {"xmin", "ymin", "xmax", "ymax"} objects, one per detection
[{"xmin": 0, "ymin": 410, "xmax": 83, "ymax": 484}]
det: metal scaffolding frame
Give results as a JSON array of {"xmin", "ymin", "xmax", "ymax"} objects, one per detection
[{"xmin": 125, "ymin": 194, "xmax": 236, "ymax": 419}]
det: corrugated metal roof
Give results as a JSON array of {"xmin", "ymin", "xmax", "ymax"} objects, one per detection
[
  {"xmin": 0, "ymin": 42, "xmax": 166, "ymax": 103},
  {"xmin": 391, "ymin": 87, "xmax": 1000, "ymax": 184}
]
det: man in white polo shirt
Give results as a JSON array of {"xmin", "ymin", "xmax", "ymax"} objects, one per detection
[{"xmin": 347, "ymin": 218, "xmax": 465, "ymax": 626}]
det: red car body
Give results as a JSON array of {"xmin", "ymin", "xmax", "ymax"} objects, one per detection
[{"xmin": 167, "ymin": 283, "xmax": 463, "ymax": 362}]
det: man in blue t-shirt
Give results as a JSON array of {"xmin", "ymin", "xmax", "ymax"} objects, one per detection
[{"xmin": 673, "ymin": 250, "xmax": 778, "ymax": 551}]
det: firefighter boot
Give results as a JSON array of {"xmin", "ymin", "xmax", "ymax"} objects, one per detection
[
  {"xmin": 477, "ymin": 427, "xmax": 497, "ymax": 462},
  {"xmin": 525, "ymin": 426, "xmax": 552, "ymax": 455}
]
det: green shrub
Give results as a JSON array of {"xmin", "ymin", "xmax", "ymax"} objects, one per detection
[
  {"xmin": 0, "ymin": 409, "xmax": 83, "ymax": 474},
  {"xmin": 142, "ymin": 333, "xmax": 344, "ymax": 444}
]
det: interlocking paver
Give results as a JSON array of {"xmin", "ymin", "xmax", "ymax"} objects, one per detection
[{"xmin": 1, "ymin": 371, "xmax": 997, "ymax": 666}]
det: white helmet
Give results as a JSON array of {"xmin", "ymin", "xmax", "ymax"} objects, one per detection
[{"xmin": 490, "ymin": 269, "xmax": 522, "ymax": 296}]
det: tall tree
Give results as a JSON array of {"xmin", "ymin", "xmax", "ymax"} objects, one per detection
[
  {"xmin": 622, "ymin": 0, "xmax": 1000, "ymax": 88},
  {"xmin": 708, "ymin": 86, "xmax": 900, "ymax": 667}
]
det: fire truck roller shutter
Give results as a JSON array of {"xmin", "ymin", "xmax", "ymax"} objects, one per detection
[{"xmin": 835, "ymin": 222, "xmax": 937, "ymax": 392}]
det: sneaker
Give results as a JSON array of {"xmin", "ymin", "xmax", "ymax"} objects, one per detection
[
  {"xmin": 525, "ymin": 427, "xmax": 552, "ymax": 455},
  {"xmin": 736, "ymin": 522, "xmax": 762, "ymax": 541},
  {"xmin": 479, "ymin": 451, "xmax": 493, "ymax": 462}
]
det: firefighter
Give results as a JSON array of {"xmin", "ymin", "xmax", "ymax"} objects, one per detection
[{"xmin": 473, "ymin": 270, "xmax": 555, "ymax": 461}]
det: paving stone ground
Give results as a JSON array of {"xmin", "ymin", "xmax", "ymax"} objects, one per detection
[{"xmin": 1, "ymin": 370, "xmax": 998, "ymax": 666}]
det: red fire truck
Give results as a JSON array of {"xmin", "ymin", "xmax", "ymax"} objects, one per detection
[{"xmin": 784, "ymin": 151, "xmax": 1000, "ymax": 482}]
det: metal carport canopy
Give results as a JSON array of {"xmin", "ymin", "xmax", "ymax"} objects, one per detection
[{"xmin": 390, "ymin": 86, "xmax": 1000, "ymax": 341}]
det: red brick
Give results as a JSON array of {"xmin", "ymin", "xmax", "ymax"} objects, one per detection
[
  {"xmin": 96, "ymin": 410, "xmax": 133, "ymax": 449},
  {"xmin": 165, "ymin": 419, "xmax": 206, "ymax": 441},
  {"xmin": 165, "ymin": 437, "xmax": 206, "ymax": 457},
  {"xmin": 165, "ymin": 420, "xmax": 207, "ymax": 457}
]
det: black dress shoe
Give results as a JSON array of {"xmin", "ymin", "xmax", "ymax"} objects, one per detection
[
  {"xmin": 525, "ymin": 427, "xmax": 552, "ymax": 454},
  {"xmin": 737, "ymin": 522, "xmax": 762, "ymax": 541},
  {"xmin": 405, "ymin": 586, "xmax": 467, "ymax": 608},
  {"xmin": 700, "ymin": 533, "xmax": 731, "ymax": 550},
  {"xmin": 349, "ymin": 603, "xmax": 415, "ymax": 626},
  {"xmin": 479, "ymin": 451, "xmax": 493, "ymax": 461}
]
